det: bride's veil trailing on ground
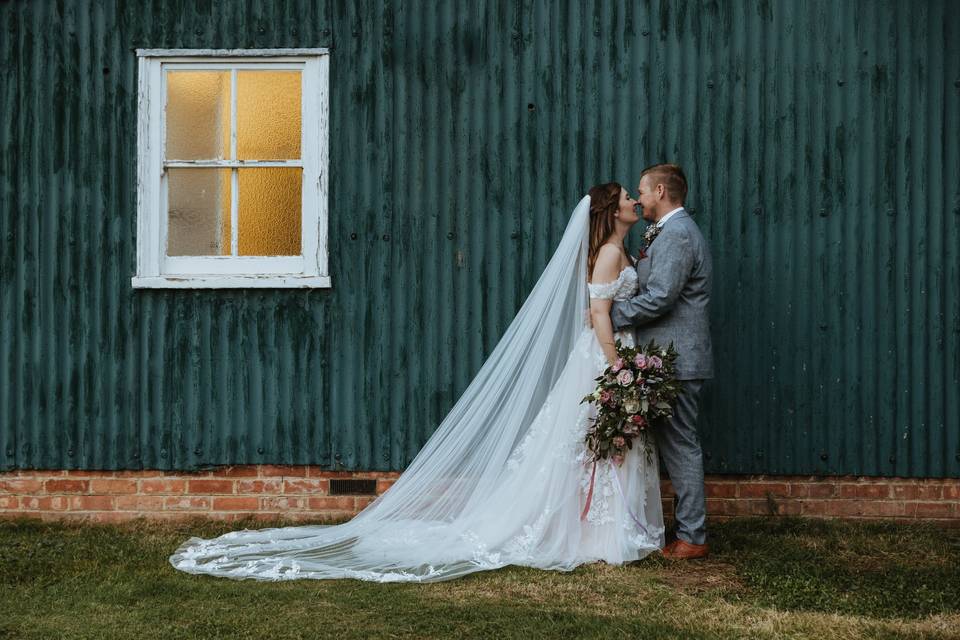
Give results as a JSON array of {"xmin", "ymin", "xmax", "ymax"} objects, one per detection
[{"xmin": 170, "ymin": 196, "xmax": 593, "ymax": 582}]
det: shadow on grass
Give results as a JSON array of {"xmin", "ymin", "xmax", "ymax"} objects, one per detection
[{"xmin": 694, "ymin": 517, "xmax": 960, "ymax": 619}]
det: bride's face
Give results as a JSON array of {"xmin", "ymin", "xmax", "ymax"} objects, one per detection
[{"xmin": 616, "ymin": 188, "xmax": 640, "ymax": 225}]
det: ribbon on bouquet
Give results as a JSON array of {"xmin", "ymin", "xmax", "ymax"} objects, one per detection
[
  {"xmin": 579, "ymin": 462, "xmax": 598, "ymax": 521},
  {"xmin": 579, "ymin": 459, "xmax": 651, "ymax": 540}
]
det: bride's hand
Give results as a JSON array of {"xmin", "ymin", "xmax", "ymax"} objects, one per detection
[{"xmin": 602, "ymin": 343, "xmax": 619, "ymax": 368}]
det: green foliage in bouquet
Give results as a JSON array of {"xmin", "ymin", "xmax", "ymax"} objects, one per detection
[{"xmin": 580, "ymin": 340, "xmax": 682, "ymax": 466}]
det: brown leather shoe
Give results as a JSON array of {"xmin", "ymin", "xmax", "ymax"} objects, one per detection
[{"xmin": 661, "ymin": 539, "xmax": 709, "ymax": 560}]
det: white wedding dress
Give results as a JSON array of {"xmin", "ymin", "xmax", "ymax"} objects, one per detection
[{"xmin": 170, "ymin": 197, "xmax": 664, "ymax": 583}]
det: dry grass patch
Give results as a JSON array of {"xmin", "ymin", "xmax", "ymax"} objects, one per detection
[{"xmin": 652, "ymin": 558, "xmax": 745, "ymax": 596}]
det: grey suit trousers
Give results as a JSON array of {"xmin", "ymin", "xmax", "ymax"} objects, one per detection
[{"xmin": 656, "ymin": 379, "xmax": 707, "ymax": 545}]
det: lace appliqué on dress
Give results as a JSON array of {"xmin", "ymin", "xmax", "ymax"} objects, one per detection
[{"xmin": 578, "ymin": 460, "xmax": 616, "ymax": 525}]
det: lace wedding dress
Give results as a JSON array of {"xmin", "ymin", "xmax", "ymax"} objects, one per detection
[{"xmin": 169, "ymin": 197, "xmax": 664, "ymax": 583}]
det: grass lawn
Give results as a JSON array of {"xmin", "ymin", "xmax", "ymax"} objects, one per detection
[{"xmin": 1, "ymin": 516, "xmax": 958, "ymax": 639}]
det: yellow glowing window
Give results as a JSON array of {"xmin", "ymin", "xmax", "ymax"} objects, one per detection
[{"xmin": 165, "ymin": 69, "xmax": 302, "ymax": 257}]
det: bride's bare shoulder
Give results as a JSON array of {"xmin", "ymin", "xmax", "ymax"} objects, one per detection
[
  {"xmin": 595, "ymin": 243, "xmax": 624, "ymax": 263},
  {"xmin": 591, "ymin": 244, "xmax": 623, "ymax": 283}
]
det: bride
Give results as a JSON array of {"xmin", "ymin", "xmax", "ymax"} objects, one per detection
[{"xmin": 170, "ymin": 183, "xmax": 664, "ymax": 582}]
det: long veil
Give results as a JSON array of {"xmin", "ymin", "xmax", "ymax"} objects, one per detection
[{"xmin": 170, "ymin": 196, "xmax": 594, "ymax": 582}]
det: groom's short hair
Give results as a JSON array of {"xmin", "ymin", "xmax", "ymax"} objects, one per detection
[{"xmin": 640, "ymin": 163, "xmax": 687, "ymax": 204}]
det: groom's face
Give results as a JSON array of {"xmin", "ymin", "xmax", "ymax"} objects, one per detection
[{"xmin": 637, "ymin": 176, "xmax": 659, "ymax": 222}]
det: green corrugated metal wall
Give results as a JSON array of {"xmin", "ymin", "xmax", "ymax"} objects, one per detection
[{"xmin": 1, "ymin": 0, "xmax": 958, "ymax": 477}]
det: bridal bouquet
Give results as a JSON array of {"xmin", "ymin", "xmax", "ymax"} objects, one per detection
[{"xmin": 581, "ymin": 340, "xmax": 682, "ymax": 466}]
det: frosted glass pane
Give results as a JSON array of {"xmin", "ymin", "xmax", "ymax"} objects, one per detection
[
  {"xmin": 238, "ymin": 168, "xmax": 301, "ymax": 256},
  {"xmin": 166, "ymin": 71, "xmax": 231, "ymax": 160},
  {"xmin": 167, "ymin": 169, "xmax": 232, "ymax": 256},
  {"xmin": 237, "ymin": 71, "xmax": 301, "ymax": 160}
]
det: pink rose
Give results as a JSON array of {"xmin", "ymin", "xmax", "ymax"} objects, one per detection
[
  {"xmin": 649, "ymin": 355, "xmax": 663, "ymax": 369},
  {"xmin": 634, "ymin": 354, "xmax": 647, "ymax": 369},
  {"xmin": 616, "ymin": 370, "xmax": 634, "ymax": 386},
  {"xmin": 631, "ymin": 415, "xmax": 646, "ymax": 427},
  {"xmin": 611, "ymin": 358, "xmax": 625, "ymax": 373},
  {"xmin": 612, "ymin": 454, "xmax": 625, "ymax": 466},
  {"xmin": 600, "ymin": 390, "xmax": 613, "ymax": 405},
  {"xmin": 612, "ymin": 436, "xmax": 626, "ymax": 448},
  {"xmin": 623, "ymin": 423, "xmax": 639, "ymax": 435}
]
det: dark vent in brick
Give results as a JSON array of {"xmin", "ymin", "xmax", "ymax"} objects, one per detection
[{"xmin": 329, "ymin": 479, "xmax": 377, "ymax": 496}]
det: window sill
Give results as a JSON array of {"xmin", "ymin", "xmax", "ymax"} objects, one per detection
[{"xmin": 131, "ymin": 275, "xmax": 332, "ymax": 289}]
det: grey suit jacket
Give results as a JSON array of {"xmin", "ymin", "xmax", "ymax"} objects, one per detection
[{"xmin": 610, "ymin": 209, "xmax": 714, "ymax": 380}]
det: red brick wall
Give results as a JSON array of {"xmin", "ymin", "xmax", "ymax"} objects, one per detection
[{"xmin": 1, "ymin": 466, "xmax": 957, "ymax": 525}]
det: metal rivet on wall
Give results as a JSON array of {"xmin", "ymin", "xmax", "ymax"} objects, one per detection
[
  {"xmin": 350, "ymin": 232, "xmax": 357, "ymax": 240},
  {"xmin": 819, "ymin": 208, "xmax": 828, "ymax": 217},
  {"xmin": 820, "ymin": 452, "xmax": 829, "ymax": 461},
  {"xmin": 837, "ymin": 79, "xmax": 845, "ymax": 86},
  {"xmin": 257, "ymin": 447, "xmax": 264, "ymax": 454},
  {"xmin": 67, "ymin": 449, "xmax": 74, "ymax": 456},
  {"xmin": 527, "ymin": 103, "xmax": 535, "ymax": 112},
  {"xmin": 194, "ymin": 448, "xmax": 202, "ymax": 455},
  {"xmin": 382, "ymin": 234, "xmax": 390, "ymax": 241},
  {"xmin": 641, "ymin": 29, "xmax": 650, "ymax": 36},
  {"xmin": 889, "ymin": 455, "xmax": 896, "ymax": 464},
  {"xmin": 447, "ymin": 232, "xmax": 455, "ymax": 240},
  {"xmin": 753, "ymin": 207, "xmax": 763, "ymax": 216}
]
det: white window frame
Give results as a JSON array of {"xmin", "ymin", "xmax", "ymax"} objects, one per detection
[{"xmin": 132, "ymin": 48, "xmax": 331, "ymax": 289}]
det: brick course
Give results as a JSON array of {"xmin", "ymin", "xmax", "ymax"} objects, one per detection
[{"xmin": 1, "ymin": 467, "xmax": 957, "ymax": 525}]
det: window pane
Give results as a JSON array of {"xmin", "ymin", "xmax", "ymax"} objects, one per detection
[
  {"xmin": 238, "ymin": 167, "xmax": 301, "ymax": 256},
  {"xmin": 165, "ymin": 71, "xmax": 231, "ymax": 160},
  {"xmin": 167, "ymin": 168, "xmax": 232, "ymax": 256},
  {"xmin": 237, "ymin": 71, "xmax": 301, "ymax": 160}
]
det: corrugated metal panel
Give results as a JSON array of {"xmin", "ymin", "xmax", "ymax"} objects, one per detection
[{"xmin": 0, "ymin": 0, "xmax": 957, "ymax": 477}]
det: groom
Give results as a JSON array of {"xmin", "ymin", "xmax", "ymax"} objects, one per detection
[{"xmin": 610, "ymin": 163, "xmax": 713, "ymax": 560}]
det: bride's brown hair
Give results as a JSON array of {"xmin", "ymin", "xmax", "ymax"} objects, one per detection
[{"xmin": 587, "ymin": 182, "xmax": 622, "ymax": 279}]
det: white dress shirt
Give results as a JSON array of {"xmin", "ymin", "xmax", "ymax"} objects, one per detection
[{"xmin": 656, "ymin": 206, "xmax": 685, "ymax": 228}]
